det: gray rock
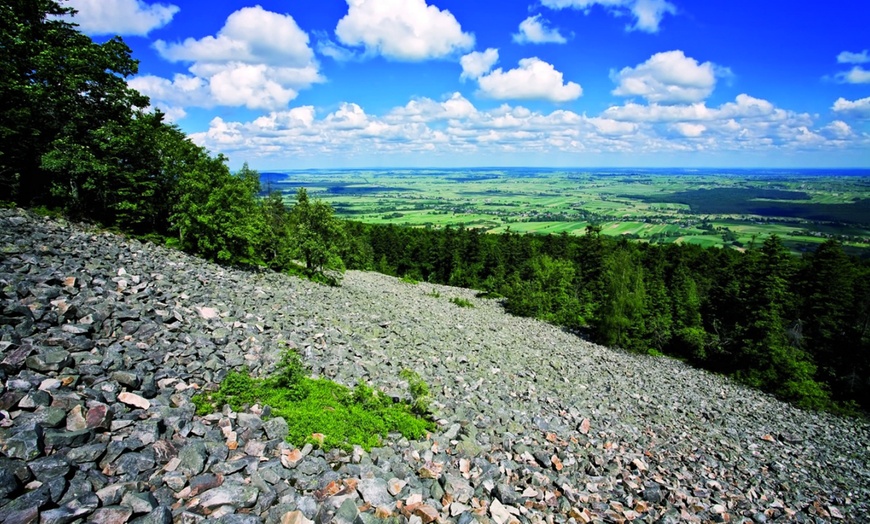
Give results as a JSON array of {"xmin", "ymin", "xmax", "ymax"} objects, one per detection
[
  {"xmin": 43, "ymin": 428, "xmax": 92, "ymax": 448},
  {"xmin": 643, "ymin": 484, "xmax": 665, "ymax": 504},
  {"xmin": 264, "ymin": 417, "xmax": 289, "ymax": 440},
  {"xmin": 356, "ymin": 478, "xmax": 393, "ymax": 507},
  {"xmin": 121, "ymin": 491, "xmax": 158, "ymax": 514},
  {"xmin": 2, "ymin": 426, "xmax": 44, "ymax": 460},
  {"xmin": 441, "ymin": 474, "xmax": 474, "ymax": 504},
  {"xmin": 65, "ymin": 442, "xmax": 107, "ymax": 463},
  {"xmin": 27, "ymin": 455, "xmax": 70, "ymax": 482},
  {"xmin": 197, "ymin": 483, "xmax": 259, "ymax": 509},
  {"xmin": 177, "ymin": 441, "xmax": 208, "ymax": 477},
  {"xmin": 237, "ymin": 412, "xmax": 263, "ymax": 431},
  {"xmin": 89, "ymin": 506, "xmax": 134, "ymax": 524},
  {"xmin": 25, "ymin": 350, "xmax": 72, "ymax": 372},
  {"xmin": 133, "ymin": 506, "xmax": 173, "ymax": 524},
  {"xmin": 39, "ymin": 493, "xmax": 99, "ymax": 524},
  {"xmin": 111, "ymin": 371, "xmax": 142, "ymax": 389}
]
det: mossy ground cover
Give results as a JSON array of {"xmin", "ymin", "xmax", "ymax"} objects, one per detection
[{"xmin": 193, "ymin": 352, "xmax": 434, "ymax": 451}]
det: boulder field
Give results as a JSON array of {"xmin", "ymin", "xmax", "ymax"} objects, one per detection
[{"xmin": 1, "ymin": 209, "xmax": 868, "ymax": 524}]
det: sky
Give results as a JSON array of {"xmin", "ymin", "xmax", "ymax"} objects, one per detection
[{"xmin": 65, "ymin": 0, "xmax": 870, "ymax": 170}]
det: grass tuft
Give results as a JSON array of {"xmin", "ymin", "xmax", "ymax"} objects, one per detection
[{"xmin": 450, "ymin": 297, "xmax": 474, "ymax": 308}]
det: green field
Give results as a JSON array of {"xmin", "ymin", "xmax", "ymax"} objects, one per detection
[{"xmin": 262, "ymin": 168, "xmax": 870, "ymax": 255}]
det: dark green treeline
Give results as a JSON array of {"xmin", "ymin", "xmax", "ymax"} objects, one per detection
[{"xmin": 342, "ymin": 222, "xmax": 870, "ymax": 412}]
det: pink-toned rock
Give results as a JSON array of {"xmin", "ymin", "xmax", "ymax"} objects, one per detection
[
  {"xmin": 281, "ymin": 448, "xmax": 303, "ymax": 468},
  {"xmin": 387, "ymin": 478, "xmax": 407, "ymax": 496},
  {"xmin": 418, "ymin": 461, "xmax": 443, "ymax": 479},
  {"xmin": 66, "ymin": 405, "xmax": 88, "ymax": 431},
  {"xmin": 281, "ymin": 510, "xmax": 313, "ymax": 524},
  {"xmin": 118, "ymin": 392, "xmax": 150, "ymax": 410},
  {"xmin": 578, "ymin": 418, "xmax": 590, "ymax": 435},
  {"xmin": 196, "ymin": 306, "xmax": 220, "ymax": 320},
  {"xmin": 414, "ymin": 505, "xmax": 440, "ymax": 524},
  {"xmin": 86, "ymin": 403, "xmax": 112, "ymax": 429},
  {"xmin": 90, "ymin": 506, "xmax": 133, "ymax": 524}
]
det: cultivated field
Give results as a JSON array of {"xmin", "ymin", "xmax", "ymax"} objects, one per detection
[{"xmin": 262, "ymin": 168, "xmax": 870, "ymax": 255}]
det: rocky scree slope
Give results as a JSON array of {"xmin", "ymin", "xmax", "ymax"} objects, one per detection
[{"xmin": 0, "ymin": 208, "xmax": 868, "ymax": 524}]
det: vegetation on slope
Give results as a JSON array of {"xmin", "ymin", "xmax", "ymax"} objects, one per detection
[{"xmin": 193, "ymin": 350, "xmax": 434, "ymax": 451}]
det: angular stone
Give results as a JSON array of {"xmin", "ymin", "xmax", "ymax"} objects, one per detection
[
  {"xmin": 44, "ymin": 428, "xmax": 92, "ymax": 448},
  {"xmin": 441, "ymin": 474, "xmax": 473, "ymax": 504},
  {"xmin": 642, "ymin": 484, "xmax": 664, "ymax": 504},
  {"xmin": 414, "ymin": 505, "xmax": 439, "ymax": 524},
  {"xmin": 138, "ymin": 506, "xmax": 173, "ymax": 524},
  {"xmin": 111, "ymin": 371, "xmax": 142, "ymax": 389},
  {"xmin": 357, "ymin": 478, "xmax": 394, "ymax": 508},
  {"xmin": 1, "ymin": 344, "xmax": 34, "ymax": 372},
  {"xmin": 66, "ymin": 404, "xmax": 88, "ymax": 431},
  {"xmin": 39, "ymin": 493, "xmax": 99, "ymax": 524},
  {"xmin": 263, "ymin": 417, "xmax": 289, "ymax": 440},
  {"xmin": 118, "ymin": 392, "xmax": 150, "ymax": 410},
  {"xmin": 86, "ymin": 403, "xmax": 112, "ymax": 430},
  {"xmin": 66, "ymin": 442, "xmax": 108, "ymax": 464},
  {"xmin": 28, "ymin": 455, "xmax": 70, "ymax": 482},
  {"xmin": 1, "ymin": 506, "xmax": 38, "ymax": 524},
  {"xmin": 18, "ymin": 389, "xmax": 51, "ymax": 409},
  {"xmin": 0, "ymin": 462, "xmax": 20, "ymax": 499},
  {"xmin": 489, "ymin": 499, "xmax": 512, "ymax": 524},
  {"xmin": 189, "ymin": 473, "xmax": 223, "ymax": 497},
  {"xmin": 196, "ymin": 483, "xmax": 259, "ymax": 509},
  {"xmin": 177, "ymin": 441, "xmax": 208, "ymax": 477},
  {"xmin": 2, "ymin": 426, "xmax": 44, "ymax": 460},
  {"xmin": 281, "ymin": 510, "xmax": 314, "ymax": 524},
  {"xmin": 387, "ymin": 478, "xmax": 406, "ymax": 497},
  {"xmin": 121, "ymin": 491, "xmax": 158, "ymax": 514},
  {"xmin": 333, "ymin": 498, "xmax": 360, "ymax": 524},
  {"xmin": 25, "ymin": 350, "xmax": 72, "ymax": 372},
  {"xmin": 89, "ymin": 506, "xmax": 133, "ymax": 524},
  {"xmin": 33, "ymin": 406, "xmax": 68, "ymax": 428},
  {"xmin": 236, "ymin": 412, "xmax": 263, "ymax": 431},
  {"xmin": 116, "ymin": 452, "xmax": 157, "ymax": 477}
]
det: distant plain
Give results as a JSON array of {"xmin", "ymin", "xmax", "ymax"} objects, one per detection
[{"xmin": 262, "ymin": 168, "xmax": 870, "ymax": 256}]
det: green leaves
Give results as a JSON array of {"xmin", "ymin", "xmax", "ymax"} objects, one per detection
[{"xmin": 289, "ymin": 188, "xmax": 347, "ymax": 278}]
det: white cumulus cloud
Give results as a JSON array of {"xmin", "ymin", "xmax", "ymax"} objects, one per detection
[
  {"xmin": 134, "ymin": 6, "xmax": 321, "ymax": 112},
  {"xmin": 460, "ymin": 49, "xmax": 500, "ymax": 81},
  {"xmin": 513, "ymin": 15, "xmax": 567, "ymax": 44},
  {"xmin": 835, "ymin": 66, "xmax": 870, "ymax": 84},
  {"xmin": 540, "ymin": 0, "xmax": 675, "ymax": 33},
  {"xmin": 66, "ymin": 0, "xmax": 178, "ymax": 36},
  {"xmin": 672, "ymin": 122, "xmax": 706, "ymax": 137},
  {"xmin": 611, "ymin": 50, "xmax": 725, "ymax": 104},
  {"xmin": 833, "ymin": 96, "xmax": 870, "ymax": 118},
  {"xmin": 154, "ymin": 6, "xmax": 314, "ymax": 67},
  {"xmin": 335, "ymin": 0, "xmax": 474, "ymax": 61},
  {"xmin": 475, "ymin": 57, "xmax": 582, "ymax": 102},
  {"xmin": 837, "ymin": 50, "xmax": 870, "ymax": 64},
  {"xmin": 187, "ymin": 93, "xmax": 868, "ymax": 165},
  {"xmin": 822, "ymin": 120, "xmax": 853, "ymax": 139}
]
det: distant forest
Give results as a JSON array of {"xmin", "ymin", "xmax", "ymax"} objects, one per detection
[{"xmin": 2, "ymin": 1, "xmax": 868, "ymax": 413}]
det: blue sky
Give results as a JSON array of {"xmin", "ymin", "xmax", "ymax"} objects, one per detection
[{"xmin": 67, "ymin": 0, "xmax": 870, "ymax": 169}]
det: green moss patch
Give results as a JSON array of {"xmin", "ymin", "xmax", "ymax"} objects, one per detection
[{"xmin": 194, "ymin": 351, "xmax": 434, "ymax": 451}]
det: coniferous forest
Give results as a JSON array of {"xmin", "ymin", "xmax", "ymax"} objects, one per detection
[{"xmin": 2, "ymin": 1, "xmax": 869, "ymax": 412}]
